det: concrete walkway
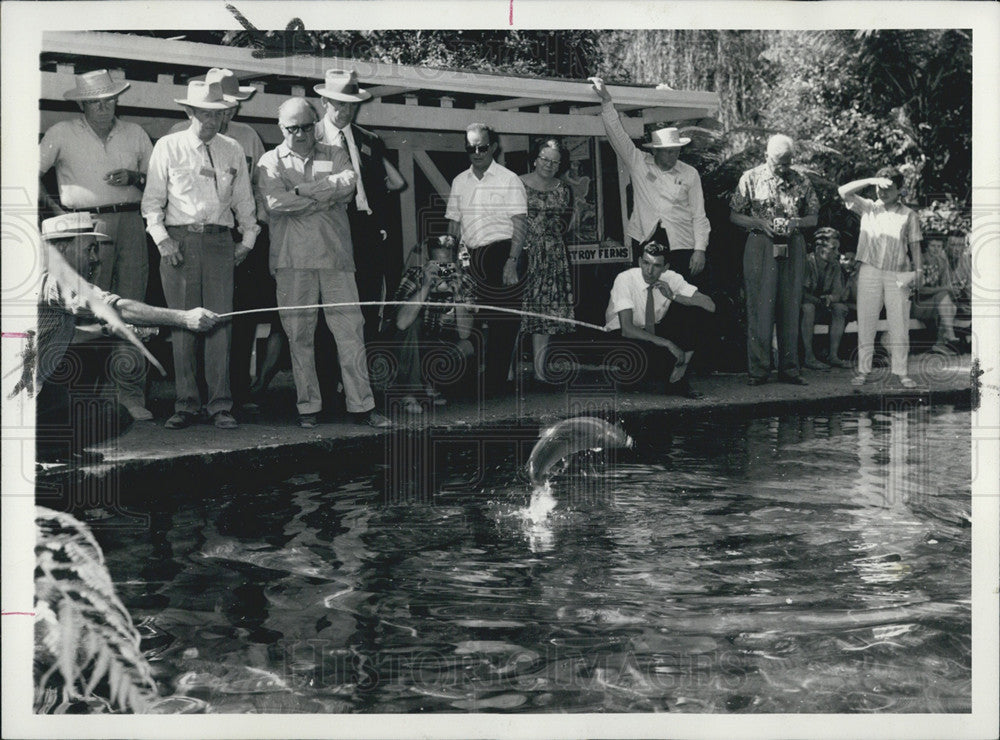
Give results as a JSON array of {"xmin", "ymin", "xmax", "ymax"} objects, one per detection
[{"xmin": 67, "ymin": 355, "xmax": 974, "ymax": 478}]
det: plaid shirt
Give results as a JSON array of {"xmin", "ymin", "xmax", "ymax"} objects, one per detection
[{"xmin": 393, "ymin": 265, "xmax": 476, "ymax": 336}]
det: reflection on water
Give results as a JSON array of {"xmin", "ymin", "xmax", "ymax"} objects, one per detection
[{"xmin": 102, "ymin": 406, "xmax": 971, "ymax": 713}]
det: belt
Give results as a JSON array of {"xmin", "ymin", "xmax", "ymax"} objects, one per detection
[
  {"xmin": 69, "ymin": 202, "xmax": 140, "ymax": 214},
  {"xmin": 172, "ymin": 223, "xmax": 230, "ymax": 234}
]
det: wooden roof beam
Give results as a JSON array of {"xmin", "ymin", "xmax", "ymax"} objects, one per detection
[{"xmin": 483, "ymin": 97, "xmax": 559, "ymax": 111}]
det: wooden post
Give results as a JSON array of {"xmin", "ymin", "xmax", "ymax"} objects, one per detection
[{"xmin": 398, "ymin": 148, "xmax": 418, "ymax": 259}]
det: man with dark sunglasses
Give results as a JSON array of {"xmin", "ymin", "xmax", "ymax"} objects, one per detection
[
  {"xmin": 445, "ymin": 123, "xmax": 527, "ymax": 398},
  {"xmin": 256, "ymin": 97, "xmax": 391, "ymax": 429}
]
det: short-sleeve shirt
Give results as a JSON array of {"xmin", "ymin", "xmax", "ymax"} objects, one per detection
[
  {"xmin": 393, "ymin": 265, "xmax": 477, "ymax": 336},
  {"xmin": 605, "ymin": 267, "xmax": 697, "ymax": 331},
  {"xmin": 445, "ymin": 160, "xmax": 527, "ymax": 248},
  {"xmin": 256, "ymin": 142, "xmax": 356, "ymax": 272},
  {"xmin": 845, "ymin": 196, "xmax": 921, "ymax": 272},
  {"xmin": 39, "ymin": 118, "xmax": 153, "ymax": 209},
  {"xmin": 803, "ymin": 254, "xmax": 845, "ymax": 301},
  {"xmin": 729, "ymin": 162, "xmax": 820, "ymax": 222}
]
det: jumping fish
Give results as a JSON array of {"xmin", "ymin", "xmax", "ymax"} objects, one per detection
[{"xmin": 527, "ymin": 417, "xmax": 633, "ymax": 486}]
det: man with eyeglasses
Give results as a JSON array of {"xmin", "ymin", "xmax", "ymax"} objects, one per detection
[
  {"xmin": 315, "ymin": 69, "xmax": 406, "ymax": 341},
  {"xmin": 445, "ymin": 123, "xmax": 528, "ymax": 398},
  {"xmin": 39, "ymin": 69, "xmax": 155, "ymax": 421},
  {"xmin": 142, "ymin": 80, "xmax": 259, "ymax": 429},
  {"xmin": 256, "ymin": 97, "xmax": 391, "ymax": 429}
]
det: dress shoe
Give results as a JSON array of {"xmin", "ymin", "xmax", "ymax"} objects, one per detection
[
  {"xmin": 776, "ymin": 374, "xmax": 808, "ymax": 386},
  {"xmin": 747, "ymin": 376, "xmax": 767, "ymax": 386},
  {"xmin": 211, "ymin": 410, "xmax": 239, "ymax": 429},
  {"xmin": 352, "ymin": 410, "xmax": 392, "ymax": 429},
  {"xmin": 803, "ymin": 359, "xmax": 831, "ymax": 371},
  {"xmin": 164, "ymin": 411, "xmax": 197, "ymax": 430},
  {"xmin": 298, "ymin": 413, "xmax": 318, "ymax": 428}
]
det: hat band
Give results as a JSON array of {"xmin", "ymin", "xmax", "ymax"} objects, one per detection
[{"xmin": 45, "ymin": 226, "xmax": 95, "ymax": 238}]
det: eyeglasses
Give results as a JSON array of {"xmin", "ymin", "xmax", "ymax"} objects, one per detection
[
  {"xmin": 282, "ymin": 123, "xmax": 315, "ymax": 135},
  {"xmin": 465, "ymin": 143, "xmax": 492, "ymax": 154},
  {"xmin": 537, "ymin": 156, "xmax": 560, "ymax": 166}
]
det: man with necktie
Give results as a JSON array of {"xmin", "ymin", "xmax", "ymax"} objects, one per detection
[
  {"xmin": 141, "ymin": 80, "xmax": 259, "ymax": 429},
  {"xmin": 604, "ymin": 240, "xmax": 715, "ymax": 398}
]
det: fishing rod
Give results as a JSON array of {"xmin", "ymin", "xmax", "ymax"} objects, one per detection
[{"xmin": 216, "ymin": 301, "xmax": 611, "ymax": 333}]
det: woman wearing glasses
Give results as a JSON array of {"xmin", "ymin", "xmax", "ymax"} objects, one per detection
[{"xmin": 519, "ymin": 138, "xmax": 576, "ymax": 383}]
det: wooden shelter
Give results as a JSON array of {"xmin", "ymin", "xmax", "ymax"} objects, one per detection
[{"xmin": 40, "ymin": 31, "xmax": 720, "ymax": 329}]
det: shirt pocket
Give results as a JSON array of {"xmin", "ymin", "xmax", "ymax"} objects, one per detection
[
  {"xmin": 168, "ymin": 166, "xmax": 197, "ymax": 194},
  {"xmin": 217, "ymin": 169, "xmax": 235, "ymax": 201}
]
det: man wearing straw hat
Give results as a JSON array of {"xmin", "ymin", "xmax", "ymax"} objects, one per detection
[
  {"xmin": 141, "ymin": 80, "xmax": 259, "ymax": 430},
  {"xmin": 170, "ymin": 68, "xmax": 269, "ymax": 410},
  {"xmin": 315, "ymin": 68, "xmax": 407, "ymax": 341},
  {"xmin": 32, "ymin": 212, "xmax": 220, "ymax": 461},
  {"xmin": 589, "ymin": 77, "xmax": 710, "ymax": 280},
  {"xmin": 39, "ymin": 69, "xmax": 155, "ymax": 421}
]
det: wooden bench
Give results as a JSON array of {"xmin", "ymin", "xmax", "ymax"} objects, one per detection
[{"xmin": 813, "ymin": 318, "xmax": 925, "ymax": 335}]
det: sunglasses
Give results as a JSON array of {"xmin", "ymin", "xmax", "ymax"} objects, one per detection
[
  {"xmin": 465, "ymin": 143, "xmax": 492, "ymax": 154},
  {"xmin": 282, "ymin": 123, "xmax": 315, "ymax": 135}
]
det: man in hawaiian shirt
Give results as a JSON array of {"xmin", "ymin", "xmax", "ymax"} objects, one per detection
[{"xmin": 730, "ymin": 134, "xmax": 819, "ymax": 386}]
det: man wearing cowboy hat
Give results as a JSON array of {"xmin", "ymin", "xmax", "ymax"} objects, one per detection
[
  {"xmin": 314, "ymin": 68, "xmax": 406, "ymax": 342},
  {"xmin": 730, "ymin": 134, "xmax": 819, "ymax": 386},
  {"xmin": 590, "ymin": 77, "xmax": 710, "ymax": 280},
  {"xmin": 39, "ymin": 69, "xmax": 155, "ymax": 420},
  {"xmin": 32, "ymin": 213, "xmax": 220, "ymax": 460},
  {"xmin": 142, "ymin": 80, "xmax": 259, "ymax": 430},
  {"xmin": 169, "ymin": 68, "xmax": 269, "ymax": 410}
]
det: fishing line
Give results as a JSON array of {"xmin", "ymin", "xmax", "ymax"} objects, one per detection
[{"xmin": 216, "ymin": 301, "xmax": 611, "ymax": 333}]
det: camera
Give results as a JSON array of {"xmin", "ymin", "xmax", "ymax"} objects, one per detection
[{"xmin": 437, "ymin": 262, "xmax": 457, "ymax": 279}]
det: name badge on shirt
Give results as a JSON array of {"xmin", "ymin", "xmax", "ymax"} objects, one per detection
[
  {"xmin": 314, "ymin": 160, "xmax": 334, "ymax": 174},
  {"xmin": 360, "ymin": 144, "xmax": 372, "ymax": 157},
  {"xmin": 199, "ymin": 166, "xmax": 216, "ymax": 179},
  {"xmin": 646, "ymin": 170, "xmax": 660, "ymax": 183},
  {"xmin": 228, "ymin": 167, "xmax": 238, "ymax": 176}
]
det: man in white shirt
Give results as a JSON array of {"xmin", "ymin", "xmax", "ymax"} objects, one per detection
[
  {"xmin": 39, "ymin": 69, "xmax": 155, "ymax": 420},
  {"xmin": 446, "ymin": 123, "xmax": 528, "ymax": 397},
  {"xmin": 169, "ymin": 68, "xmax": 269, "ymax": 409},
  {"xmin": 605, "ymin": 240, "xmax": 716, "ymax": 398},
  {"xmin": 141, "ymin": 80, "xmax": 259, "ymax": 430}
]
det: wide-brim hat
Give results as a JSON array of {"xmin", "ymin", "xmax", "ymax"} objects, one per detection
[
  {"xmin": 642, "ymin": 127, "xmax": 691, "ymax": 149},
  {"xmin": 314, "ymin": 69, "xmax": 371, "ymax": 102},
  {"xmin": 197, "ymin": 68, "xmax": 256, "ymax": 102},
  {"xmin": 174, "ymin": 80, "xmax": 236, "ymax": 110},
  {"xmin": 63, "ymin": 69, "xmax": 130, "ymax": 101},
  {"xmin": 41, "ymin": 213, "xmax": 111, "ymax": 242}
]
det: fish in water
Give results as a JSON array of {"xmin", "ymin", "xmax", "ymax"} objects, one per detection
[
  {"xmin": 527, "ymin": 417, "xmax": 633, "ymax": 486},
  {"xmin": 200, "ymin": 540, "xmax": 338, "ymax": 581}
]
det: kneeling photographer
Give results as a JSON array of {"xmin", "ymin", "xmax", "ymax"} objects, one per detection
[{"xmin": 390, "ymin": 235, "xmax": 477, "ymax": 414}]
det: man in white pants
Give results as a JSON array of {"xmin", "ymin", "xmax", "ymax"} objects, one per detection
[{"xmin": 256, "ymin": 97, "xmax": 390, "ymax": 429}]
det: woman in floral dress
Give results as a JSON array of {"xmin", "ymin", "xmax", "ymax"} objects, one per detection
[{"xmin": 519, "ymin": 138, "xmax": 575, "ymax": 382}]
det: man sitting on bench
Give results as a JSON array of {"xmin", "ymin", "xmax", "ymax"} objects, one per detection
[{"xmin": 800, "ymin": 227, "xmax": 851, "ymax": 369}]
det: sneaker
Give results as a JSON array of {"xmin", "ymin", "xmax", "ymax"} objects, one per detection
[
  {"xmin": 122, "ymin": 400, "xmax": 153, "ymax": 421},
  {"xmin": 747, "ymin": 376, "xmax": 767, "ymax": 386},
  {"xmin": 211, "ymin": 411, "xmax": 239, "ymax": 429},
  {"xmin": 803, "ymin": 359, "xmax": 831, "ymax": 371},
  {"xmin": 898, "ymin": 376, "xmax": 917, "ymax": 389},
  {"xmin": 352, "ymin": 410, "xmax": 392, "ymax": 429},
  {"xmin": 851, "ymin": 373, "xmax": 867, "ymax": 387},
  {"xmin": 298, "ymin": 413, "xmax": 318, "ymax": 428},
  {"xmin": 164, "ymin": 411, "xmax": 197, "ymax": 430},
  {"xmin": 829, "ymin": 358, "xmax": 852, "ymax": 369}
]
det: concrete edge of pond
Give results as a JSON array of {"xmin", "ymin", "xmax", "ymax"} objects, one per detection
[{"xmin": 35, "ymin": 364, "xmax": 974, "ymax": 502}]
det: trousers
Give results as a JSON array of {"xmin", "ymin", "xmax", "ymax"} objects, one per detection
[
  {"xmin": 743, "ymin": 232, "xmax": 805, "ymax": 379},
  {"xmin": 160, "ymin": 227, "xmax": 234, "ymax": 415},
  {"xmin": 856, "ymin": 262, "xmax": 911, "ymax": 376}
]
